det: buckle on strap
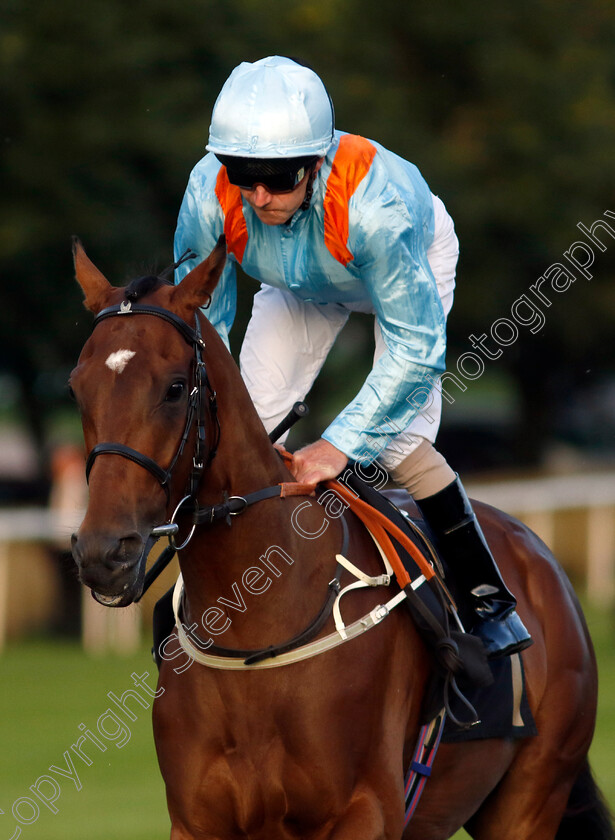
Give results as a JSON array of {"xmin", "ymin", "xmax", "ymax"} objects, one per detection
[
  {"xmin": 227, "ymin": 496, "xmax": 248, "ymax": 515},
  {"xmin": 370, "ymin": 604, "xmax": 390, "ymax": 623}
]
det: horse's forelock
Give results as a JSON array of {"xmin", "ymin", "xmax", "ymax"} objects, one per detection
[{"xmin": 124, "ymin": 274, "xmax": 171, "ymax": 302}]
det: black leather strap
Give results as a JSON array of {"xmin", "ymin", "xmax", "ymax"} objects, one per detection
[
  {"xmin": 94, "ymin": 303, "xmax": 204, "ymax": 349},
  {"xmin": 177, "ymin": 515, "xmax": 350, "ymax": 664},
  {"xmin": 85, "ymin": 442, "xmax": 169, "ymax": 486},
  {"xmin": 189, "ymin": 485, "xmax": 287, "ymax": 525},
  {"xmin": 85, "ymin": 303, "xmax": 218, "ymax": 499}
]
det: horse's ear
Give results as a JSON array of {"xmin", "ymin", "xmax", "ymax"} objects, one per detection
[
  {"xmin": 171, "ymin": 236, "xmax": 227, "ymax": 316},
  {"xmin": 72, "ymin": 237, "xmax": 114, "ymax": 313}
]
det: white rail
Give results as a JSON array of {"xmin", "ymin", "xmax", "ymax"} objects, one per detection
[
  {"xmin": 0, "ymin": 470, "xmax": 614, "ymax": 650},
  {"xmin": 467, "ymin": 471, "xmax": 615, "ymax": 606},
  {"xmin": 0, "ymin": 506, "xmax": 141, "ymax": 653},
  {"xmin": 468, "ymin": 472, "xmax": 615, "ymax": 511}
]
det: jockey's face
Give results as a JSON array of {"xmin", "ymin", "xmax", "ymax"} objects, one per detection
[{"xmin": 239, "ymin": 159, "xmax": 323, "ymax": 226}]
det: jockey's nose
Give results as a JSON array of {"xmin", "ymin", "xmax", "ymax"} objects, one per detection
[{"xmin": 251, "ymin": 184, "xmax": 273, "ymax": 207}]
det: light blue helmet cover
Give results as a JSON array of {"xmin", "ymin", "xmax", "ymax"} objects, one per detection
[{"xmin": 207, "ymin": 56, "xmax": 334, "ymax": 158}]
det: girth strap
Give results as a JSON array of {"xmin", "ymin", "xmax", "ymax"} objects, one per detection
[{"xmin": 404, "ymin": 710, "xmax": 447, "ymax": 825}]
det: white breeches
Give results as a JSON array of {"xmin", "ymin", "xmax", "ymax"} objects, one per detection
[{"xmin": 239, "ymin": 194, "xmax": 459, "ymax": 471}]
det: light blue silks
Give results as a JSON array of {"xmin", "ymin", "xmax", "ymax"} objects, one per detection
[{"xmin": 174, "ymin": 130, "xmax": 447, "ymax": 463}]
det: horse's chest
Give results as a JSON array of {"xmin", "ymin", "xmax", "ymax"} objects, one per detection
[
  {"xmin": 181, "ymin": 739, "xmax": 336, "ymax": 837},
  {"xmin": 155, "ymin": 683, "xmax": 343, "ymax": 836}
]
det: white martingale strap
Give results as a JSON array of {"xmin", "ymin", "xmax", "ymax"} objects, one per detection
[
  {"xmin": 172, "ymin": 573, "xmax": 410, "ymax": 669},
  {"xmin": 171, "ymin": 527, "xmax": 427, "ymax": 670},
  {"xmin": 334, "ymin": 548, "xmax": 392, "ymax": 586},
  {"xmin": 332, "ymin": 580, "xmax": 425, "ymax": 641},
  {"xmin": 332, "ymin": 523, "xmax": 424, "ymax": 639}
]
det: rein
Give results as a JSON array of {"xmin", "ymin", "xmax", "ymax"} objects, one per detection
[
  {"xmin": 184, "ymin": 481, "xmax": 316, "ymax": 527},
  {"xmin": 136, "ymin": 478, "xmax": 316, "ymax": 602}
]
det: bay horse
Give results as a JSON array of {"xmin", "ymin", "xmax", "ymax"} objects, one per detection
[{"xmin": 69, "ymin": 238, "xmax": 612, "ymax": 840}]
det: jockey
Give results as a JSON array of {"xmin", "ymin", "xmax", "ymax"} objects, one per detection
[{"xmin": 174, "ymin": 55, "xmax": 531, "ymax": 659}]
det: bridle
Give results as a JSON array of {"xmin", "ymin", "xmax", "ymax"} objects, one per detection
[
  {"xmin": 82, "ymin": 295, "xmax": 311, "ymax": 603},
  {"xmin": 85, "ymin": 299, "xmax": 219, "ymax": 508}
]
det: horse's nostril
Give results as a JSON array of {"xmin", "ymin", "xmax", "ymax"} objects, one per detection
[
  {"xmin": 72, "ymin": 531, "xmax": 144, "ymax": 572},
  {"xmin": 119, "ymin": 533, "xmax": 145, "ymax": 550}
]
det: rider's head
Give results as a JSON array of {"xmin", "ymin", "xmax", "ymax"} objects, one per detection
[{"xmin": 207, "ymin": 56, "xmax": 334, "ymax": 220}]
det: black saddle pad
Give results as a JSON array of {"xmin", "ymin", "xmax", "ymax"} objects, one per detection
[{"xmin": 442, "ymin": 652, "xmax": 537, "ymax": 741}]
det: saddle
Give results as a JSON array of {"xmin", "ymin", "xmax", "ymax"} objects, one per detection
[{"xmin": 329, "ymin": 466, "xmax": 536, "ymax": 740}]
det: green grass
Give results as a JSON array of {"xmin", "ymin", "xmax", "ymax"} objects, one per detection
[
  {"xmin": 0, "ymin": 641, "xmax": 169, "ymax": 840},
  {"xmin": 1, "ymin": 604, "xmax": 613, "ymax": 839},
  {"xmin": 587, "ymin": 604, "xmax": 615, "ymax": 805}
]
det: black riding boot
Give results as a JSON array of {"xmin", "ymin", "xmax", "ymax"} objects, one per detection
[{"xmin": 416, "ymin": 476, "xmax": 532, "ymax": 659}]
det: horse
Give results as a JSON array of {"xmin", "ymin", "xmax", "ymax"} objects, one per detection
[{"xmin": 69, "ymin": 237, "xmax": 612, "ymax": 840}]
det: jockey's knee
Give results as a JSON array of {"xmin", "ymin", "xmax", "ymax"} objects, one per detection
[{"xmin": 389, "ymin": 439, "xmax": 455, "ymax": 500}]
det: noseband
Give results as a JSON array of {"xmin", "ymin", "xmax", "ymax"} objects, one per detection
[{"xmin": 85, "ymin": 300, "xmax": 219, "ymax": 503}]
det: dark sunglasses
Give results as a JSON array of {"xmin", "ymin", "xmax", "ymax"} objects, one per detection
[{"xmin": 217, "ymin": 155, "xmax": 317, "ymax": 194}]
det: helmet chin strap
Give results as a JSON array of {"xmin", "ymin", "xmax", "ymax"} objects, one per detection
[{"xmin": 300, "ymin": 166, "xmax": 319, "ymax": 212}]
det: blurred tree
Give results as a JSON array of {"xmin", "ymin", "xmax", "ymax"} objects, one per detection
[
  {"xmin": 1, "ymin": 0, "xmax": 613, "ymax": 477},
  {"xmin": 309, "ymin": 0, "xmax": 615, "ymax": 463}
]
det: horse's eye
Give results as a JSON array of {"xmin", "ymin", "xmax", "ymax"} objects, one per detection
[{"xmin": 165, "ymin": 382, "xmax": 186, "ymax": 402}]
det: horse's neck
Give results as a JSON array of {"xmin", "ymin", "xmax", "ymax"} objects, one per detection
[
  {"xmin": 198, "ymin": 324, "xmax": 295, "ymax": 501},
  {"xmin": 178, "ymin": 457, "xmax": 339, "ymax": 649},
  {"xmin": 177, "ymin": 351, "xmax": 341, "ymax": 647}
]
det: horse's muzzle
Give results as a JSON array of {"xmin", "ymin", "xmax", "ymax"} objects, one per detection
[{"xmin": 71, "ymin": 530, "xmax": 146, "ymax": 607}]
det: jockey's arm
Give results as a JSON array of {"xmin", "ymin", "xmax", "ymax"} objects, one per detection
[{"xmin": 321, "ymin": 201, "xmax": 447, "ymax": 469}]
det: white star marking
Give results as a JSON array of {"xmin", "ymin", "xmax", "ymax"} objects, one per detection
[{"xmin": 105, "ymin": 349, "xmax": 136, "ymax": 374}]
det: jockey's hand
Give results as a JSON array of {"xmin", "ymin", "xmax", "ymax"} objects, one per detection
[{"xmin": 291, "ymin": 439, "xmax": 348, "ymax": 485}]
